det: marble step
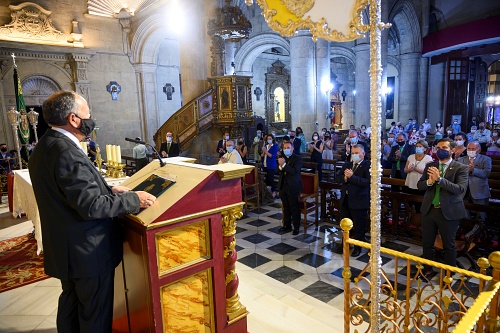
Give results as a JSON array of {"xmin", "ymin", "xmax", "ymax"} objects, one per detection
[{"xmin": 237, "ymin": 264, "xmax": 344, "ymax": 333}]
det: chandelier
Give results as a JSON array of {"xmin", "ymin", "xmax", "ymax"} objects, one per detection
[{"xmin": 207, "ymin": 0, "xmax": 252, "ymax": 42}]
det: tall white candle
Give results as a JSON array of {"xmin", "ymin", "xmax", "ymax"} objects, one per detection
[
  {"xmin": 106, "ymin": 145, "xmax": 111, "ymax": 162},
  {"xmin": 116, "ymin": 145, "xmax": 121, "ymax": 163}
]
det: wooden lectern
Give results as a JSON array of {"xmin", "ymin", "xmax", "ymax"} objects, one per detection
[{"xmin": 113, "ymin": 157, "xmax": 253, "ymax": 333}]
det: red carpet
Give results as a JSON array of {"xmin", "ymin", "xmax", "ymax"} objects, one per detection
[{"xmin": 0, "ymin": 234, "xmax": 49, "ymax": 293}]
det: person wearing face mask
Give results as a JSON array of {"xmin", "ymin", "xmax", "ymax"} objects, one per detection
[
  {"xmin": 288, "ymin": 130, "xmax": 301, "ymax": 155},
  {"xmin": 468, "ymin": 117, "xmax": 478, "ymax": 132},
  {"xmin": 458, "ymin": 141, "xmax": 491, "ymax": 221},
  {"xmin": 404, "ymin": 140, "xmax": 433, "ymax": 199},
  {"xmin": 29, "ymin": 91, "xmax": 156, "ymax": 333},
  {"xmin": 234, "ymin": 136, "xmax": 248, "ymax": 164},
  {"xmin": 417, "ymin": 138, "xmax": 468, "ymax": 270},
  {"xmin": 217, "ymin": 131, "xmax": 230, "ymax": 158},
  {"xmin": 295, "ymin": 126, "xmax": 306, "ymax": 153},
  {"xmin": 341, "ymin": 130, "xmax": 369, "ymax": 162},
  {"xmin": 309, "ymin": 132, "xmax": 324, "ymax": 181},
  {"xmin": 388, "ymin": 133, "xmax": 416, "ymax": 191},
  {"xmin": 422, "ymin": 118, "xmax": 431, "ymax": 134},
  {"xmin": 160, "ymin": 132, "xmax": 180, "ymax": 158},
  {"xmin": 467, "ymin": 125, "xmax": 478, "ymax": 143},
  {"xmin": 434, "ymin": 122, "xmax": 444, "ymax": 140},
  {"xmin": 486, "ymin": 129, "xmax": 500, "ymax": 156},
  {"xmin": 451, "ymin": 119, "xmax": 461, "ymax": 134},
  {"xmin": 252, "ymin": 130, "xmax": 264, "ymax": 162},
  {"xmin": 322, "ymin": 131, "xmax": 334, "ymax": 171},
  {"xmin": 261, "ymin": 134, "xmax": 279, "ymax": 197},
  {"xmin": 320, "ymin": 128, "xmax": 327, "ymax": 141},
  {"xmin": 381, "ymin": 138, "xmax": 392, "ymax": 169},
  {"xmin": 329, "ymin": 127, "xmax": 339, "ymax": 151},
  {"xmin": 444, "ymin": 126, "xmax": 455, "ymax": 140},
  {"xmin": 452, "ymin": 132, "xmax": 467, "ymax": 160},
  {"xmin": 219, "ymin": 140, "xmax": 243, "ymax": 164},
  {"xmin": 335, "ymin": 144, "xmax": 370, "ymax": 257},
  {"xmin": 277, "ymin": 141, "xmax": 303, "ymax": 235},
  {"xmin": 473, "ymin": 122, "xmax": 491, "ymax": 153},
  {"xmin": 0, "ymin": 143, "xmax": 15, "ymax": 173},
  {"xmin": 387, "ymin": 133, "xmax": 397, "ymax": 147}
]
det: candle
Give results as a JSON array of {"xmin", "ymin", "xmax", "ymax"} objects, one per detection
[
  {"xmin": 116, "ymin": 145, "xmax": 121, "ymax": 163},
  {"xmin": 111, "ymin": 145, "xmax": 116, "ymax": 163},
  {"xmin": 106, "ymin": 145, "xmax": 111, "ymax": 162}
]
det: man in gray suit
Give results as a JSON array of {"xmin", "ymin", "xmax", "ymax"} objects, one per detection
[
  {"xmin": 417, "ymin": 138, "xmax": 468, "ymax": 269},
  {"xmin": 458, "ymin": 141, "xmax": 492, "ymax": 220}
]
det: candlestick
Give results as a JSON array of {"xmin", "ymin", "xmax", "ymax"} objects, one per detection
[
  {"xmin": 111, "ymin": 145, "xmax": 116, "ymax": 163},
  {"xmin": 116, "ymin": 145, "xmax": 121, "ymax": 164}
]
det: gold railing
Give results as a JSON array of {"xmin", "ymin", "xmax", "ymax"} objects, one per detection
[
  {"xmin": 340, "ymin": 218, "xmax": 500, "ymax": 333},
  {"xmin": 153, "ymin": 89, "xmax": 213, "ymax": 152}
]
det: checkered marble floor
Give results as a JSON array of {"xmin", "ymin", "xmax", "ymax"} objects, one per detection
[{"xmin": 236, "ymin": 201, "xmax": 479, "ymax": 311}]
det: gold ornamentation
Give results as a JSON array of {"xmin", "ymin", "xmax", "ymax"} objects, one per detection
[
  {"xmin": 221, "ymin": 206, "xmax": 243, "ymax": 237},
  {"xmin": 280, "ymin": 0, "xmax": 315, "ymax": 17},
  {"xmin": 225, "ymin": 269, "xmax": 236, "ymax": 285},
  {"xmin": 253, "ymin": 0, "xmax": 369, "ymax": 42},
  {"xmin": 223, "ymin": 239, "xmax": 236, "ymax": 259},
  {"xmin": 226, "ymin": 292, "xmax": 248, "ymax": 323}
]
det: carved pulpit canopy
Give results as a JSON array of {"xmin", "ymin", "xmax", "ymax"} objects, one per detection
[{"xmin": 0, "ymin": 2, "xmax": 84, "ymax": 47}]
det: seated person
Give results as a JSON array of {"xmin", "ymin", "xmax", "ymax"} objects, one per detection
[{"xmin": 219, "ymin": 140, "xmax": 243, "ymax": 164}]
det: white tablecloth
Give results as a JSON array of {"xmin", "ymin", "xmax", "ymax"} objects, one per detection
[{"xmin": 12, "ymin": 169, "xmax": 127, "ymax": 255}]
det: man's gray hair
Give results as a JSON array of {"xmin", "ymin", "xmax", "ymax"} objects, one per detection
[
  {"xmin": 42, "ymin": 91, "xmax": 80, "ymax": 126},
  {"xmin": 353, "ymin": 144, "xmax": 365, "ymax": 152}
]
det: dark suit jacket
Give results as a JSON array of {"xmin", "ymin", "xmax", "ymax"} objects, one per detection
[
  {"xmin": 278, "ymin": 154, "xmax": 303, "ymax": 193},
  {"xmin": 336, "ymin": 159, "xmax": 370, "ymax": 210},
  {"xmin": 457, "ymin": 153, "xmax": 491, "ymax": 200},
  {"xmin": 341, "ymin": 141, "xmax": 368, "ymax": 161},
  {"xmin": 159, "ymin": 141, "xmax": 180, "ymax": 157},
  {"xmin": 291, "ymin": 138, "xmax": 301, "ymax": 155},
  {"xmin": 29, "ymin": 129, "xmax": 140, "ymax": 280},
  {"xmin": 216, "ymin": 139, "xmax": 226, "ymax": 157},
  {"xmin": 388, "ymin": 143, "xmax": 415, "ymax": 179},
  {"xmin": 417, "ymin": 160, "xmax": 468, "ymax": 220}
]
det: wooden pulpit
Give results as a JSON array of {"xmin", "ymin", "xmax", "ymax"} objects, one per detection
[{"xmin": 112, "ymin": 157, "xmax": 253, "ymax": 333}]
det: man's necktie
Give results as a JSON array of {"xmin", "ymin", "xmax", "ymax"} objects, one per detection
[
  {"xmin": 167, "ymin": 143, "xmax": 171, "ymax": 152},
  {"xmin": 396, "ymin": 146, "xmax": 403, "ymax": 170},
  {"xmin": 352, "ymin": 163, "xmax": 358, "ymax": 173},
  {"xmin": 431, "ymin": 164, "xmax": 445, "ymax": 206}
]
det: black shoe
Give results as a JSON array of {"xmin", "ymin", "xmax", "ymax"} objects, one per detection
[
  {"xmin": 333, "ymin": 245, "xmax": 343, "ymax": 254},
  {"xmin": 351, "ymin": 247, "xmax": 362, "ymax": 257},
  {"xmin": 278, "ymin": 226, "xmax": 292, "ymax": 233},
  {"xmin": 292, "ymin": 229, "xmax": 299, "ymax": 235}
]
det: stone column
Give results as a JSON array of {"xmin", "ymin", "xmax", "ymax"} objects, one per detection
[
  {"xmin": 315, "ymin": 38, "xmax": 331, "ymax": 131},
  {"xmin": 134, "ymin": 63, "xmax": 158, "ymax": 146},
  {"xmin": 418, "ymin": 57, "xmax": 429, "ymax": 122},
  {"xmin": 68, "ymin": 54, "xmax": 92, "ymax": 108},
  {"xmin": 290, "ymin": 30, "xmax": 315, "ymax": 136},
  {"xmin": 354, "ymin": 43, "xmax": 370, "ymax": 127},
  {"xmin": 427, "ymin": 62, "xmax": 445, "ymax": 125},
  {"xmin": 398, "ymin": 52, "xmax": 420, "ymax": 122}
]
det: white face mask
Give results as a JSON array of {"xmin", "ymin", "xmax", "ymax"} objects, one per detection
[
  {"xmin": 493, "ymin": 133, "xmax": 499, "ymax": 137},
  {"xmin": 166, "ymin": 137, "xmax": 172, "ymax": 143},
  {"xmin": 351, "ymin": 153, "xmax": 361, "ymax": 163},
  {"xmin": 447, "ymin": 131, "xmax": 452, "ymax": 135},
  {"xmin": 225, "ymin": 135, "xmax": 230, "ymax": 140},
  {"xmin": 455, "ymin": 140, "xmax": 464, "ymax": 146},
  {"xmin": 267, "ymin": 139, "xmax": 273, "ymax": 144},
  {"xmin": 321, "ymin": 131, "xmax": 325, "ymax": 136},
  {"xmin": 388, "ymin": 138, "xmax": 394, "ymax": 143},
  {"xmin": 467, "ymin": 150, "xmax": 477, "ymax": 158},
  {"xmin": 313, "ymin": 136, "xmax": 319, "ymax": 140}
]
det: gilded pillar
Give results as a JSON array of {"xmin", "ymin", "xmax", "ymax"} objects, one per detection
[{"xmin": 221, "ymin": 205, "xmax": 248, "ymax": 323}]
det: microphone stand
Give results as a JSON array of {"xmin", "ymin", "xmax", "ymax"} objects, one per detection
[{"xmin": 146, "ymin": 143, "xmax": 166, "ymax": 167}]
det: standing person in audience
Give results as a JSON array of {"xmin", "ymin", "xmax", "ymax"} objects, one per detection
[
  {"xmin": 132, "ymin": 137, "xmax": 148, "ymax": 171},
  {"xmin": 29, "ymin": 90, "xmax": 156, "ymax": 333},
  {"xmin": 468, "ymin": 116, "xmax": 479, "ymax": 133},
  {"xmin": 467, "ymin": 126, "xmax": 477, "ymax": 143},
  {"xmin": 335, "ymin": 144, "xmax": 370, "ymax": 257},
  {"xmin": 417, "ymin": 138, "xmax": 468, "ymax": 269},
  {"xmin": 434, "ymin": 121, "xmax": 444, "ymax": 140},
  {"xmin": 235, "ymin": 136, "xmax": 248, "ymax": 164},
  {"xmin": 295, "ymin": 126, "xmax": 306, "ymax": 153},
  {"xmin": 359, "ymin": 125, "xmax": 370, "ymax": 143},
  {"xmin": 309, "ymin": 131, "xmax": 324, "ymax": 181},
  {"xmin": 452, "ymin": 132, "xmax": 467, "ymax": 160},
  {"xmin": 219, "ymin": 140, "xmax": 243, "ymax": 164},
  {"xmin": 486, "ymin": 128, "xmax": 500, "ymax": 157},
  {"xmin": 342, "ymin": 130, "xmax": 369, "ymax": 162},
  {"xmin": 387, "ymin": 132, "xmax": 397, "ymax": 147},
  {"xmin": 322, "ymin": 131, "xmax": 334, "ymax": 171},
  {"xmin": 277, "ymin": 141, "xmax": 303, "ymax": 235},
  {"xmin": 261, "ymin": 134, "xmax": 278, "ymax": 197},
  {"xmin": 252, "ymin": 130, "xmax": 264, "ymax": 162},
  {"xmin": 388, "ymin": 133, "xmax": 415, "ymax": 191},
  {"xmin": 381, "ymin": 137, "xmax": 392, "ymax": 169},
  {"xmin": 329, "ymin": 127, "xmax": 339, "ymax": 151},
  {"xmin": 458, "ymin": 141, "xmax": 491, "ymax": 221},
  {"xmin": 0, "ymin": 143, "xmax": 14, "ymax": 172},
  {"xmin": 422, "ymin": 118, "xmax": 431, "ymax": 134},
  {"xmin": 404, "ymin": 139, "xmax": 433, "ymax": 204},
  {"xmin": 474, "ymin": 122, "xmax": 491, "ymax": 153},
  {"xmin": 389, "ymin": 121, "xmax": 398, "ymax": 135},
  {"xmin": 404, "ymin": 118, "xmax": 415, "ymax": 134},
  {"xmin": 160, "ymin": 132, "xmax": 180, "ymax": 158},
  {"xmin": 451, "ymin": 119, "xmax": 461, "ymax": 134},
  {"xmin": 289, "ymin": 130, "xmax": 301, "ymax": 155},
  {"xmin": 444, "ymin": 126, "xmax": 454, "ymax": 140},
  {"xmin": 216, "ymin": 131, "xmax": 230, "ymax": 158},
  {"xmin": 320, "ymin": 128, "xmax": 328, "ymax": 141}
]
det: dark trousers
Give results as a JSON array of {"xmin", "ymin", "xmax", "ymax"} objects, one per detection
[
  {"xmin": 264, "ymin": 167, "xmax": 276, "ymax": 192},
  {"xmin": 135, "ymin": 157, "xmax": 148, "ymax": 171},
  {"xmin": 340, "ymin": 196, "xmax": 368, "ymax": 242},
  {"xmin": 391, "ymin": 169, "xmax": 404, "ymax": 192},
  {"xmin": 280, "ymin": 184, "xmax": 301, "ymax": 230},
  {"xmin": 57, "ymin": 270, "xmax": 115, "ymax": 333},
  {"xmin": 421, "ymin": 207, "xmax": 460, "ymax": 267}
]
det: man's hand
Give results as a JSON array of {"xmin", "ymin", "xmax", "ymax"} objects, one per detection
[
  {"xmin": 220, "ymin": 156, "xmax": 228, "ymax": 163},
  {"xmin": 278, "ymin": 157, "xmax": 285, "ymax": 167},
  {"xmin": 395, "ymin": 150, "xmax": 401, "ymax": 160},
  {"xmin": 161, "ymin": 151, "xmax": 167, "ymax": 157},
  {"xmin": 427, "ymin": 166, "xmax": 440, "ymax": 184},
  {"xmin": 136, "ymin": 191, "xmax": 156, "ymax": 209},
  {"xmin": 468, "ymin": 162, "xmax": 474, "ymax": 173},
  {"xmin": 112, "ymin": 185, "xmax": 131, "ymax": 194},
  {"xmin": 344, "ymin": 168, "xmax": 353, "ymax": 179}
]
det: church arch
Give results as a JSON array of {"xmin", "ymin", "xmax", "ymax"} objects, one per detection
[
  {"xmin": 388, "ymin": 0, "xmax": 422, "ymax": 54},
  {"xmin": 234, "ymin": 33, "xmax": 290, "ymax": 75}
]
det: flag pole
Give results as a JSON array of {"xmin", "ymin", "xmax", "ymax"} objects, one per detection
[{"xmin": 10, "ymin": 54, "xmax": 23, "ymax": 169}]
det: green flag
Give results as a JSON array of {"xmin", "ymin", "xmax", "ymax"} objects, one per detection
[{"xmin": 14, "ymin": 68, "xmax": 30, "ymax": 161}]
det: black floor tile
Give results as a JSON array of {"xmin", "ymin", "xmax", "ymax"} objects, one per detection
[
  {"xmin": 247, "ymin": 219, "xmax": 271, "ymax": 227},
  {"xmin": 296, "ymin": 253, "xmax": 331, "ymax": 268},
  {"xmin": 238, "ymin": 253, "xmax": 271, "ymax": 268},
  {"xmin": 381, "ymin": 241, "xmax": 410, "ymax": 252},
  {"xmin": 301, "ymin": 280, "xmax": 343, "ymax": 303},
  {"xmin": 242, "ymin": 233, "xmax": 271, "ymax": 244},
  {"xmin": 293, "ymin": 233, "xmax": 321, "ymax": 244},
  {"xmin": 397, "ymin": 265, "xmax": 438, "ymax": 281},
  {"xmin": 357, "ymin": 252, "xmax": 392, "ymax": 266},
  {"xmin": 236, "ymin": 226, "xmax": 247, "ymax": 234},
  {"xmin": 266, "ymin": 266, "xmax": 304, "ymax": 284},
  {"xmin": 250, "ymin": 208, "xmax": 270, "ymax": 214},
  {"xmin": 268, "ymin": 202, "xmax": 283, "ymax": 209},
  {"xmin": 268, "ymin": 213, "xmax": 282, "ymax": 220},
  {"xmin": 267, "ymin": 242, "xmax": 298, "ymax": 255},
  {"xmin": 331, "ymin": 267, "xmax": 368, "ymax": 282},
  {"xmin": 235, "ymin": 245, "xmax": 243, "ymax": 252}
]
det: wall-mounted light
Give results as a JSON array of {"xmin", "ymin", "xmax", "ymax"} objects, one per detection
[
  {"xmin": 353, "ymin": 90, "xmax": 357, "ymax": 96},
  {"xmin": 341, "ymin": 90, "xmax": 347, "ymax": 101}
]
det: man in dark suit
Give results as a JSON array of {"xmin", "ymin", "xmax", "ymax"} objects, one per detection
[
  {"xmin": 289, "ymin": 130, "xmax": 301, "ymax": 155},
  {"xmin": 341, "ymin": 130, "xmax": 368, "ymax": 162},
  {"xmin": 160, "ymin": 131, "xmax": 180, "ymax": 158},
  {"xmin": 0, "ymin": 143, "xmax": 15, "ymax": 172},
  {"xmin": 29, "ymin": 91, "xmax": 156, "ymax": 333},
  {"xmin": 216, "ymin": 131, "xmax": 230, "ymax": 157},
  {"xmin": 336, "ymin": 144, "xmax": 370, "ymax": 257},
  {"xmin": 417, "ymin": 138, "xmax": 468, "ymax": 270},
  {"xmin": 388, "ymin": 133, "xmax": 415, "ymax": 191},
  {"xmin": 277, "ymin": 141, "xmax": 303, "ymax": 235}
]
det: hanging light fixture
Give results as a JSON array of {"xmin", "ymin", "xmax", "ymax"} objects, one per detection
[{"xmin": 207, "ymin": 0, "xmax": 252, "ymax": 42}]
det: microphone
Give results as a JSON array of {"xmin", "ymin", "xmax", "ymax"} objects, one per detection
[
  {"xmin": 125, "ymin": 137, "xmax": 146, "ymax": 145},
  {"xmin": 124, "ymin": 137, "xmax": 166, "ymax": 167}
]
